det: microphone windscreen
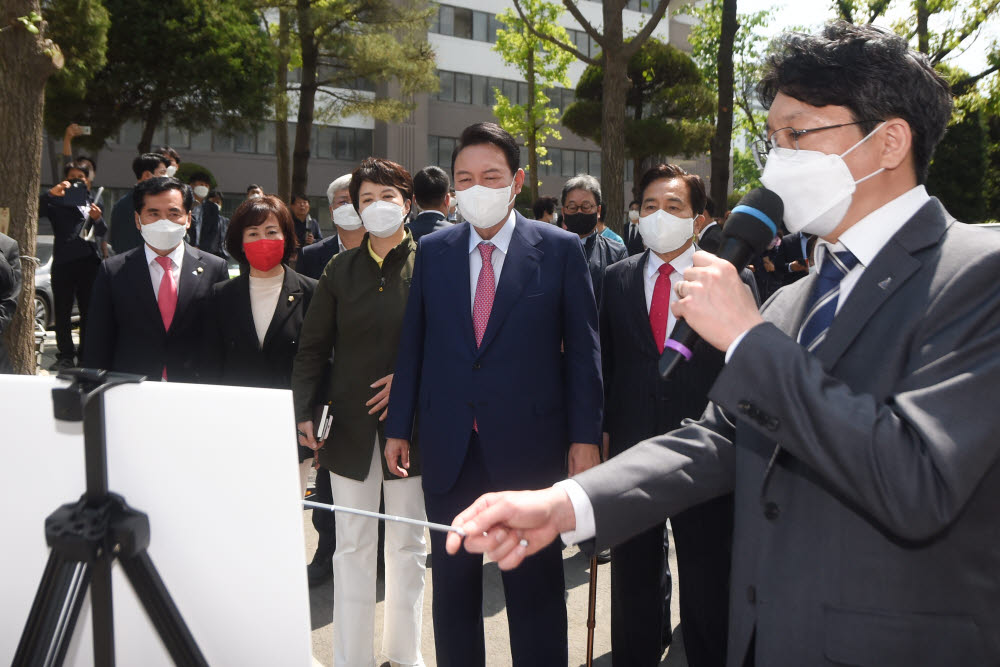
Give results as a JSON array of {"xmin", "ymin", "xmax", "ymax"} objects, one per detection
[{"xmin": 722, "ymin": 188, "xmax": 784, "ymax": 255}]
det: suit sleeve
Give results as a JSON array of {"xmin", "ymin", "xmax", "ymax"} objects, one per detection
[
  {"xmin": 598, "ymin": 274, "xmax": 614, "ymax": 438},
  {"xmin": 200, "ymin": 282, "xmax": 226, "ymax": 383},
  {"xmin": 740, "ymin": 267, "xmax": 761, "ymax": 307},
  {"xmin": 574, "ymin": 400, "xmax": 738, "ymax": 552},
  {"xmin": 81, "ymin": 261, "xmax": 115, "ymax": 371},
  {"xmin": 712, "ymin": 254, "xmax": 1000, "ymax": 541},
  {"xmin": 291, "ymin": 260, "xmax": 338, "ymax": 423},
  {"xmin": 562, "ymin": 237, "xmax": 603, "ymax": 446},
  {"xmin": 384, "ymin": 242, "xmax": 427, "ymax": 441},
  {"xmin": 0, "ymin": 238, "xmax": 22, "ymax": 336}
]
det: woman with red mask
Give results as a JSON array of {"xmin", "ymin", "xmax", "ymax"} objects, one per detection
[{"xmin": 204, "ymin": 194, "xmax": 319, "ymax": 491}]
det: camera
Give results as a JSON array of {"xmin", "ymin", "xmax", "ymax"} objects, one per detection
[{"xmin": 80, "ymin": 126, "xmax": 92, "ymax": 136}]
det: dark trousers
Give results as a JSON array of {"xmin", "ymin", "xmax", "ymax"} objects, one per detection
[
  {"xmin": 310, "ymin": 465, "xmax": 336, "ymax": 557},
  {"xmin": 423, "ymin": 433, "xmax": 568, "ymax": 667},
  {"xmin": 51, "ymin": 255, "xmax": 100, "ymax": 361},
  {"xmin": 610, "ymin": 522, "xmax": 672, "ymax": 667},
  {"xmin": 670, "ymin": 494, "xmax": 734, "ymax": 667}
]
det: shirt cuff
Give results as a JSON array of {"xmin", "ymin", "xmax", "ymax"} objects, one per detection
[
  {"xmin": 553, "ymin": 479, "xmax": 596, "ymax": 545},
  {"xmin": 725, "ymin": 330, "xmax": 750, "ymax": 364}
]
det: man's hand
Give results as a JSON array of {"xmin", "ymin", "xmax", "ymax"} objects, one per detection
[
  {"xmin": 762, "ymin": 256, "xmax": 775, "ymax": 273},
  {"xmin": 672, "ymin": 250, "xmax": 764, "ymax": 352},
  {"xmin": 445, "ymin": 486, "xmax": 576, "ymax": 570},
  {"xmin": 366, "ymin": 373, "xmax": 393, "ymax": 421},
  {"xmin": 305, "ymin": 231, "xmax": 316, "ymax": 245},
  {"xmin": 88, "ymin": 203, "xmax": 102, "ymax": 221},
  {"xmin": 297, "ymin": 420, "xmax": 321, "ymax": 450},
  {"xmin": 601, "ymin": 432, "xmax": 610, "ymax": 462},
  {"xmin": 568, "ymin": 442, "xmax": 601, "ymax": 477},
  {"xmin": 64, "ymin": 123, "xmax": 85, "ymax": 140},
  {"xmin": 384, "ymin": 437, "xmax": 410, "ymax": 477},
  {"xmin": 48, "ymin": 181, "xmax": 70, "ymax": 197},
  {"xmin": 789, "ymin": 259, "xmax": 808, "ymax": 272}
]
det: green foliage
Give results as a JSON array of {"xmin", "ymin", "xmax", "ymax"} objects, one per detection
[
  {"xmin": 562, "ymin": 38, "xmax": 714, "ymax": 166},
  {"xmin": 492, "ymin": 0, "xmax": 573, "ymax": 191},
  {"xmin": 42, "ymin": 0, "xmax": 110, "ymax": 135},
  {"xmin": 176, "ymin": 162, "xmax": 217, "ymax": 187},
  {"xmin": 732, "ymin": 146, "xmax": 762, "ymax": 194},
  {"xmin": 927, "ymin": 98, "xmax": 990, "ymax": 222},
  {"xmin": 45, "ymin": 0, "xmax": 276, "ymax": 151}
]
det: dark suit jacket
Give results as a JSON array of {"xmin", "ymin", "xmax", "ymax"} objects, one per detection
[
  {"xmin": 203, "ymin": 267, "xmax": 316, "ymax": 389},
  {"xmin": 407, "ymin": 210, "xmax": 453, "ymax": 243},
  {"xmin": 775, "ymin": 231, "xmax": 810, "ymax": 285},
  {"xmin": 699, "ymin": 222, "xmax": 724, "ymax": 255},
  {"xmin": 583, "ymin": 232, "xmax": 627, "ymax": 308},
  {"xmin": 386, "ymin": 213, "xmax": 603, "ymax": 494},
  {"xmin": 108, "ymin": 191, "xmax": 144, "ymax": 256},
  {"xmin": 190, "ymin": 201, "xmax": 225, "ymax": 258},
  {"xmin": 296, "ymin": 234, "xmax": 340, "ymax": 280},
  {"xmin": 574, "ymin": 199, "xmax": 1000, "ymax": 666},
  {"xmin": 622, "ymin": 222, "xmax": 645, "ymax": 256},
  {"xmin": 82, "ymin": 243, "xmax": 229, "ymax": 382},
  {"xmin": 0, "ymin": 233, "xmax": 22, "ymax": 373},
  {"xmin": 43, "ymin": 192, "xmax": 106, "ymax": 264}
]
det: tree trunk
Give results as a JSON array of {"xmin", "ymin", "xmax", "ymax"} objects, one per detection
[
  {"xmin": 710, "ymin": 0, "xmax": 737, "ymax": 214},
  {"xmin": 527, "ymin": 49, "xmax": 539, "ymax": 203},
  {"xmin": 0, "ymin": 0, "xmax": 63, "ymax": 374},
  {"xmin": 275, "ymin": 8, "xmax": 292, "ymax": 202},
  {"xmin": 291, "ymin": 0, "xmax": 317, "ymax": 198},
  {"xmin": 137, "ymin": 99, "xmax": 163, "ymax": 154},
  {"xmin": 600, "ymin": 1, "xmax": 627, "ymax": 235},
  {"xmin": 915, "ymin": 0, "xmax": 929, "ymax": 54}
]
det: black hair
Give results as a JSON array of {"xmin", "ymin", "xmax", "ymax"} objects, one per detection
[
  {"xmin": 348, "ymin": 157, "xmax": 414, "ymax": 213},
  {"xmin": 75, "ymin": 155, "xmax": 97, "ymax": 177},
  {"xmin": 413, "ymin": 166, "xmax": 451, "ymax": 208},
  {"xmin": 704, "ymin": 194, "xmax": 716, "ymax": 217},
  {"xmin": 629, "ymin": 199, "xmax": 641, "ymax": 209},
  {"xmin": 637, "ymin": 164, "xmax": 707, "ymax": 215},
  {"xmin": 246, "ymin": 184, "xmax": 263, "ymax": 194},
  {"xmin": 290, "ymin": 193, "xmax": 309, "ymax": 205},
  {"xmin": 131, "ymin": 153, "xmax": 169, "ymax": 180},
  {"xmin": 157, "ymin": 146, "xmax": 181, "ymax": 165},
  {"xmin": 532, "ymin": 196, "xmax": 558, "ymax": 219},
  {"xmin": 208, "ymin": 189, "xmax": 222, "ymax": 201},
  {"xmin": 451, "ymin": 122, "xmax": 520, "ymax": 176},
  {"xmin": 63, "ymin": 162, "xmax": 89, "ymax": 179},
  {"xmin": 133, "ymin": 176, "xmax": 194, "ymax": 214},
  {"xmin": 188, "ymin": 171, "xmax": 212, "ymax": 186},
  {"xmin": 757, "ymin": 21, "xmax": 952, "ymax": 184}
]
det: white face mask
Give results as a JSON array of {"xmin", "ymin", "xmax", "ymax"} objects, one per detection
[
  {"xmin": 140, "ymin": 218, "xmax": 188, "ymax": 251},
  {"xmin": 192, "ymin": 185, "xmax": 209, "ymax": 199},
  {"xmin": 456, "ymin": 178, "xmax": 516, "ymax": 229},
  {"xmin": 760, "ymin": 122, "xmax": 886, "ymax": 237},
  {"xmin": 332, "ymin": 203, "xmax": 363, "ymax": 231},
  {"xmin": 165, "ymin": 165, "xmax": 177, "ymax": 178},
  {"xmin": 628, "ymin": 210, "xmax": 640, "ymax": 223},
  {"xmin": 637, "ymin": 209, "xmax": 694, "ymax": 254},
  {"xmin": 360, "ymin": 200, "xmax": 405, "ymax": 238},
  {"xmin": 551, "ymin": 212, "xmax": 559, "ymax": 225}
]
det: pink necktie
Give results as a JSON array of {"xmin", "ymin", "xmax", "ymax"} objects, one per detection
[
  {"xmin": 155, "ymin": 256, "xmax": 178, "ymax": 331},
  {"xmin": 473, "ymin": 243, "xmax": 495, "ymax": 347},
  {"xmin": 649, "ymin": 263, "xmax": 674, "ymax": 354}
]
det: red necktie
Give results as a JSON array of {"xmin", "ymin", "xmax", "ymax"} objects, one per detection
[
  {"xmin": 649, "ymin": 262, "xmax": 674, "ymax": 354},
  {"xmin": 472, "ymin": 243, "xmax": 496, "ymax": 431},
  {"xmin": 155, "ymin": 256, "xmax": 178, "ymax": 380}
]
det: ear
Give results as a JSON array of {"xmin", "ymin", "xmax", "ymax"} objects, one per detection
[
  {"xmin": 403, "ymin": 198, "xmax": 412, "ymax": 217},
  {"xmin": 878, "ymin": 117, "xmax": 912, "ymax": 173},
  {"xmin": 512, "ymin": 168, "xmax": 525, "ymax": 195},
  {"xmin": 134, "ymin": 212, "xmax": 142, "ymax": 231},
  {"xmin": 694, "ymin": 212, "xmax": 707, "ymax": 233},
  {"xmin": 183, "ymin": 213, "xmax": 191, "ymax": 230}
]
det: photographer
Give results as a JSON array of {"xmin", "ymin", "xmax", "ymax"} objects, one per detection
[
  {"xmin": 0, "ymin": 232, "xmax": 21, "ymax": 374},
  {"xmin": 42, "ymin": 161, "xmax": 106, "ymax": 371}
]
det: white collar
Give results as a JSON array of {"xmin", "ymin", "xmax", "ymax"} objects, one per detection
[
  {"xmin": 646, "ymin": 243, "xmax": 696, "ymax": 279},
  {"xmin": 468, "ymin": 210, "xmax": 516, "ymax": 255},
  {"xmin": 818, "ymin": 185, "xmax": 930, "ymax": 269},
  {"xmin": 144, "ymin": 241, "xmax": 186, "ymax": 268}
]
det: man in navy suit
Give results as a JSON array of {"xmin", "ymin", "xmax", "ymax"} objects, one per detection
[
  {"xmin": 385, "ymin": 122, "xmax": 603, "ymax": 666},
  {"xmin": 83, "ymin": 177, "xmax": 228, "ymax": 382},
  {"xmin": 297, "ymin": 174, "xmax": 365, "ymax": 281},
  {"xmin": 408, "ymin": 165, "xmax": 454, "ymax": 242}
]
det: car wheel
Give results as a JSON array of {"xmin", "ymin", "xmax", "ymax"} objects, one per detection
[{"xmin": 35, "ymin": 295, "xmax": 49, "ymax": 331}]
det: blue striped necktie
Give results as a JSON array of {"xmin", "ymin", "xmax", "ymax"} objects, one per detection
[{"xmin": 797, "ymin": 247, "xmax": 859, "ymax": 352}]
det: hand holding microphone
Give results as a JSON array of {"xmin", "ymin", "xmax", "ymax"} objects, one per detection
[{"xmin": 659, "ymin": 188, "xmax": 783, "ymax": 379}]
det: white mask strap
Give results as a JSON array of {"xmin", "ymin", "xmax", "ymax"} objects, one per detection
[{"xmin": 840, "ymin": 121, "xmax": 887, "ymax": 159}]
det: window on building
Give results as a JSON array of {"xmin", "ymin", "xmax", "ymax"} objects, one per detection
[
  {"xmin": 234, "ymin": 129, "xmax": 256, "ymax": 154},
  {"xmin": 455, "ymin": 72, "xmax": 472, "ymax": 104},
  {"xmin": 472, "ymin": 74, "xmax": 488, "ymax": 106},
  {"xmin": 487, "ymin": 14, "xmax": 502, "ymax": 43},
  {"xmin": 316, "ymin": 126, "xmax": 336, "ymax": 159},
  {"xmin": 438, "ymin": 70, "xmax": 455, "ymax": 102},
  {"xmin": 257, "ymin": 122, "xmax": 276, "ymax": 155},
  {"xmin": 453, "ymin": 7, "xmax": 473, "ymax": 39},
  {"xmin": 190, "ymin": 128, "xmax": 212, "ymax": 152},
  {"xmin": 437, "ymin": 5, "xmax": 454, "ymax": 35},
  {"xmin": 167, "ymin": 127, "xmax": 190, "ymax": 149},
  {"xmin": 335, "ymin": 127, "xmax": 356, "ymax": 161},
  {"xmin": 473, "ymin": 11, "xmax": 488, "ymax": 42}
]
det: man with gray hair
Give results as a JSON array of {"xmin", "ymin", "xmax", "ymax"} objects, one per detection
[
  {"xmin": 296, "ymin": 173, "xmax": 364, "ymax": 281},
  {"xmin": 561, "ymin": 173, "xmax": 627, "ymax": 307}
]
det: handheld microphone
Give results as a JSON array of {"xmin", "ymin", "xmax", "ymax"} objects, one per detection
[{"xmin": 658, "ymin": 188, "xmax": 783, "ymax": 379}]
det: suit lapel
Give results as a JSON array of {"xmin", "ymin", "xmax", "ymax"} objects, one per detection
[
  {"xmin": 630, "ymin": 251, "xmax": 659, "ymax": 356},
  {"xmin": 442, "ymin": 224, "xmax": 477, "ymax": 352},
  {"xmin": 233, "ymin": 275, "xmax": 260, "ymax": 350},
  {"xmin": 476, "ymin": 216, "xmax": 543, "ymax": 356},
  {"xmin": 126, "ymin": 248, "xmax": 165, "ymax": 334},
  {"xmin": 263, "ymin": 269, "xmax": 303, "ymax": 350},
  {"xmin": 174, "ymin": 243, "xmax": 206, "ymax": 326}
]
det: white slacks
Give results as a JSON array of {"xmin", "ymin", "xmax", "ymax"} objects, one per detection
[{"xmin": 329, "ymin": 442, "xmax": 426, "ymax": 667}]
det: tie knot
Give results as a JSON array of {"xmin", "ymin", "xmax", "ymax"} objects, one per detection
[
  {"xmin": 478, "ymin": 242, "xmax": 494, "ymax": 261},
  {"xmin": 658, "ymin": 263, "xmax": 674, "ymax": 277},
  {"xmin": 155, "ymin": 256, "xmax": 172, "ymax": 271},
  {"xmin": 820, "ymin": 248, "xmax": 859, "ymax": 280}
]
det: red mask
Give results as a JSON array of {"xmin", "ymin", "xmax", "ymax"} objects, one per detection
[{"xmin": 244, "ymin": 238, "xmax": 284, "ymax": 271}]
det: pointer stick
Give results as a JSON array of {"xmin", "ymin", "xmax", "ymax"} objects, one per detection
[{"xmin": 304, "ymin": 499, "xmax": 477, "ymax": 537}]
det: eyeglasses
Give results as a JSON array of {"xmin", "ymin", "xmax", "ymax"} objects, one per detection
[
  {"xmin": 751, "ymin": 119, "xmax": 884, "ymax": 170},
  {"xmin": 563, "ymin": 202, "xmax": 597, "ymax": 214}
]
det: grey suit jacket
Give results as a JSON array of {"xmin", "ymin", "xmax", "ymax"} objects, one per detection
[{"xmin": 574, "ymin": 198, "xmax": 1000, "ymax": 666}]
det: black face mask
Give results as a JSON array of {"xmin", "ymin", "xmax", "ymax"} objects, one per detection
[{"xmin": 563, "ymin": 212, "xmax": 598, "ymax": 236}]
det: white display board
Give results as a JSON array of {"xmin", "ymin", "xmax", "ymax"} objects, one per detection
[{"xmin": 0, "ymin": 375, "xmax": 312, "ymax": 666}]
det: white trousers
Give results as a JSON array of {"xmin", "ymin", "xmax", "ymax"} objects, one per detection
[{"xmin": 329, "ymin": 443, "xmax": 426, "ymax": 667}]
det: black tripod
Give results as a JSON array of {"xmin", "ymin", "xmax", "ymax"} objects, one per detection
[{"xmin": 14, "ymin": 369, "xmax": 207, "ymax": 667}]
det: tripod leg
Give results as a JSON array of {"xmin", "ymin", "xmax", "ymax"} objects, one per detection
[
  {"xmin": 14, "ymin": 552, "xmax": 91, "ymax": 667},
  {"xmin": 119, "ymin": 550, "xmax": 208, "ymax": 667},
  {"xmin": 90, "ymin": 548, "xmax": 115, "ymax": 666}
]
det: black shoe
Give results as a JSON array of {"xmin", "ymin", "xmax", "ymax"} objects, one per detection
[
  {"xmin": 49, "ymin": 357, "xmax": 74, "ymax": 372},
  {"xmin": 307, "ymin": 551, "xmax": 333, "ymax": 587},
  {"xmin": 596, "ymin": 548, "xmax": 611, "ymax": 564}
]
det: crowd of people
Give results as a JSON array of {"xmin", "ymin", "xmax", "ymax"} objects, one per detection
[{"xmin": 2, "ymin": 19, "xmax": 997, "ymax": 667}]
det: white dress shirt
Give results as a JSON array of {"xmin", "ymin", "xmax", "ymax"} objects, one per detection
[
  {"xmin": 645, "ymin": 244, "xmax": 696, "ymax": 345},
  {"xmin": 561, "ymin": 186, "xmax": 932, "ymax": 546},
  {"xmin": 144, "ymin": 243, "xmax": 185, "ymax": 302},
  {"xmin": 468, "ymin": 210, "xmax": 516, "ymax": 312}
]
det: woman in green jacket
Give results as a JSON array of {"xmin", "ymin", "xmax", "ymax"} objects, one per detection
[{"xmin": 292, "ymin": 157, "xmax": 425, "ymax": 667}]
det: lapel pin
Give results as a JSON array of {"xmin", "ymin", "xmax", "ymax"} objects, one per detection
[
  {"xmin": 878, "ymin": 277, "xmax": 892, "ymax": 290},
  {"xmin": 195, "ymin": 266, "xmax": 204, "ymax": 275},
  {"xmin": 288, "ymin": 295, "xmax": 295, "ymax": 302}
]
